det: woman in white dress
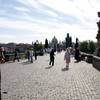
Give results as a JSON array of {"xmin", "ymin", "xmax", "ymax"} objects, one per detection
[{"xmin": 64, "ymin": 48, "xmax": 71, "ymax": 69}]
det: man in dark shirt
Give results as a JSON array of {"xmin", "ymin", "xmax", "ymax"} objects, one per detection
[
  {"xmin": 49, "ymin": 49, "xmax": 55, "ymax": 66},
  {"xmin": 13, "ymin": 49, "xmax": 19, "ymax": 62}
]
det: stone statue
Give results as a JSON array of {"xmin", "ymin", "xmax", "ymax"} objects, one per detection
[{"xmin": 95, "ymin": 12, "xmax": 100, "ymax": 57}]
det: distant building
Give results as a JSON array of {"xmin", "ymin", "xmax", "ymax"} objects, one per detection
[
  {"xmin": 16, "ymin": 43, "xmax": 32, "ymax": 53},
  {"xmin": 0, "ymin": 43, "xmax": 32, "ymax": 53}
]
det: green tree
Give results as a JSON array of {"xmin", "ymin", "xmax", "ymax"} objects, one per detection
[
  {"xmin": 34, "ymin": 42, "xmax": 37, "ymax": 51},
  {"xmin": 80, "ymin": 40, "xmax": 96, "ymax": 54},
  {"xmin": 88, "ymin": 41, "xmax": 96, "ymax": 54},
  {"xmin": 37, "ymin": 42, "xmax": 43, "ymax": 51},
  {"xmin": 80, "ymin": 41, "xmax": 89, "ymax": 53}
]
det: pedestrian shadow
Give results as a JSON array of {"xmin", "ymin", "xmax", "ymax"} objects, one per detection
[
  {"xmin": 93, "ymin": 65, "xmax": 100, "ymax": 71},
  {"xmin": 45, "ymin": 59, "xmax": 49, "ymax": 62},
  {"xmin": 61, "ymin": 68, "xmax": 69, "ymax": 71},
  {"xmin": 21, "ymin": 61, "xmax": 33, "ymax": 65},
  {"xmin": 5, "ymin": 61, "xmax": 15, "ymax": 63},
  {"xmin": 74, "ymin": 61, "xmax": 80, "ymax": 63},
  {"xmin": 45, "ymin": 65, "xmax": 53, "ymax": 69}
]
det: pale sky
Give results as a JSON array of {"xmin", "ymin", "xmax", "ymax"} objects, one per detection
[{"xmin": 0, "ymin": 0, "xmax": 100, "ymax": 44}]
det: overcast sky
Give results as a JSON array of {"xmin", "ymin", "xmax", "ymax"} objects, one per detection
[{"xmin": 0, "ymin": 0, "xmax": 100, "ymax": 44}]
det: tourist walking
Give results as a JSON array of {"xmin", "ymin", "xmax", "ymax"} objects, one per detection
[
  {"xmin": 13, "ymin": 49, "xmax": 20, "ymax": 62},
  {"xmin": 27, "ymin": 50, "xmax": 30, "ymax": 61},
  {"xmin": 29, "ymin": 50, "xmax": 33, "ymax": 63},
  {"xmin": 64, "ymin": 48, "xmax": 71, "ymax": 69},
  {"xmin": 0, "ymin": 47, "xmax": 5, "ymax": 63},
  {"xmin": 34, "ymin": 51, "xmax": 37, "ymax": 60},
  {"xmin": 49, "ymin": 49, "xmax": 55, "ymax": 66}
]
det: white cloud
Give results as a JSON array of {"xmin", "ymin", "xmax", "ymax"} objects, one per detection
[
  {"xmin": 0, "ymin": 15, "xmax": 98, "ymax": 43},
  {"xmin": 40, "ymin": 0, "xmax": 98, "ymax": 21},
  {"xmin": 0, "ymin": 34, "xmax": 16, "ymax": 43},
  {"xmin": 0, "ymin": 0, "xmax": 100, "ymax": 43},
  {"xmin": 18, "ymin": 0, "xmax": 39, "ymax": 9},
  {"xmin": 39, "ymin": 0, "xmax": 76, "ymax": 15},
  {"xmin": 0, "ymin": 9, "xmax": 6, "ymax": 14},
  {"xmin": 0, "ymin": 17, "xmax": 66, "ymax": 33},
  {"xmin": 0, "ymin": 34, "xmax": 15, "ymax": 38},
  {"xmin": 0, "ymin": 18, "xmax": 41, "ymax": 32},
  {"xmin": 45, "ymin": 10, "xmax": 58, "ymax": 17},
  {"xmin": 14, "ymin": 7, "xmax": 30, "ymax": 12}
]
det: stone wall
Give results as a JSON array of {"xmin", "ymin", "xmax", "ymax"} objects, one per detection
[{"xmin": 93, "ymin": 56, "xmax": 100, "ymax": 70}]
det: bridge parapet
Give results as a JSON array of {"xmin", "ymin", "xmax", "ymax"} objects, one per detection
[{"xmin": 80, "ymin": 52, "xmax": 93, "ymax": 63}]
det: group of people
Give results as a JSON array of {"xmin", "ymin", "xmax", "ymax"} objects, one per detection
[
  {"xmin": 49, "ymin": 47, "xmax": 81, "ymax": 70},
  {"xmin": 27, "ymin": 50, "xmax": 37, "ymax": 63},
  {"xmin": 13, "ymin": 49, "xmax": 38, "ymax": 63},
  {"xmin": 0, "ymin": 46, "xmax": 81, "ymax": 69},
  {"xmin": 0, "ymin": 47, "xmax": 20, "ymax": 63},
  {"xmin": 0, "ymin": 47, "xmax": 38, "ymax": 63}
]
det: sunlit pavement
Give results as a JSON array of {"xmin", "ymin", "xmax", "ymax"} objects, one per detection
[{"xmin": 1, "ymin": 51, "xmax": 100, "ymax": 100}]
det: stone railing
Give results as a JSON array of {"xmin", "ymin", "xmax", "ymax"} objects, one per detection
[
  {"xmin": 92, "ymin": 56, "xmax": 100, "ymax": 70},
  {"xmin": 81, "ymin": 52, "xmax": 100, "ymax": 70},
  {"xmin": 5, "ymin": 53, "xmax": 26, "ymax": 62},
  {"xmin": 80, "ymin": 52, "xmax": 93, "ymax": 63}
]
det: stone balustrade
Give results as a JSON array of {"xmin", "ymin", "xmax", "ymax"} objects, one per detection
[{"xmin": 93, "ymin": 56, "xmax": 100, "ymax": 70}]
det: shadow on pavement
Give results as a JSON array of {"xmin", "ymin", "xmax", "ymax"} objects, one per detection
[
  {"xmin": 61, "ymin": 68, "xmax": 69, "ymax": 71},
  {"xmin": 46, "ymin": 59, "xmax": 49, "ymax": 61},
  {"xmin": 21, "ymin": 61, "xmax": 33, "ymax": 65},
  {"xmin": 45, "ymin": 65, "xmax": 53, "ymax": 69},
  {"xmin": 4, "ymin": 61, "xmax": 15, "ymax": 64},
  {"xmin": 74, "ymin": 61, "xmax": 80, "ymax": 63},
  {"xmin": 93, "ymin": 66, "xmax": 100, "ymax": 71}
]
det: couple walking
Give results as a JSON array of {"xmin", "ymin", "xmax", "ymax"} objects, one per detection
[
  {"xmin": 49, "ymin": 48, "xmax": 71, "ymax": 70},
  {"xmin": 27, "ymin": 50, "xmax": 37, "ymax": 63}
]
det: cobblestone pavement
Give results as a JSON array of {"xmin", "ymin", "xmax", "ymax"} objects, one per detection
[{"xmin": 1, "ymin": 52, "xmax": 100, "ymax": 100}]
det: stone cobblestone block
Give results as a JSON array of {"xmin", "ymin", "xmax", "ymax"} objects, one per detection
[{"xmin": 1, "ymin": 52, "xmax": 100, "ymax": 100}]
